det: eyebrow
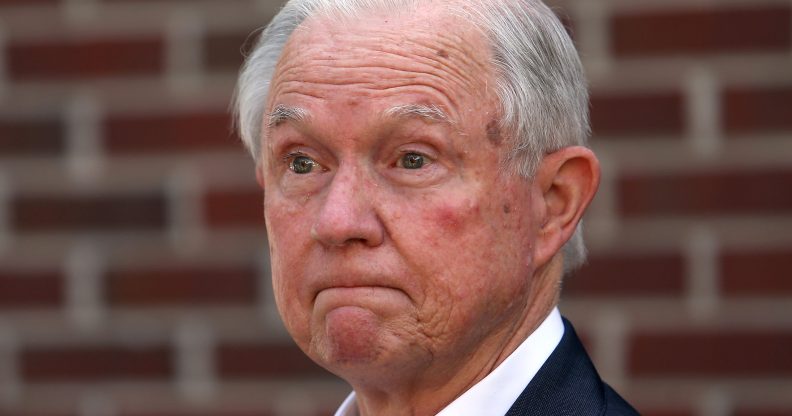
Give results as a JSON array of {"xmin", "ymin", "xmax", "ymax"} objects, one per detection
[
  {"xmin": 265, "ymin": 103, "xmax": 453, "ymax": 132},
  {"xmin": 267, "ymin": 104, "xmax": 310, "ymax": 129},
  {"xmin": 385, "ymin": 104, "xmax": 453, "ymax": 125}
]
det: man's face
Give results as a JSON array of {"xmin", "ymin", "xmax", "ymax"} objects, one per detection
[{"xmin": 260, "ymin": 8, "xmax": 544, "ymax": 384}]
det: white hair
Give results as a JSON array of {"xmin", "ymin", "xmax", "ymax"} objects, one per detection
[{"xmin": 233, "ymin": 0, "xmax": 591, "ymax": 273}]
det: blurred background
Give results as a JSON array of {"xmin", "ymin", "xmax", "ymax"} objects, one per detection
[{"xmin": 0, "ymin": 0, "xmax": 790, "ymax": 415}]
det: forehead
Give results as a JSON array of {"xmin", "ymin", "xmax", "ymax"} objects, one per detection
[{"xmin": 267, "ymin": 5, "xmax": 496, "ymax": 117}]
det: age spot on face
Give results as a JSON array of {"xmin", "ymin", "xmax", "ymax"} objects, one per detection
[
  {"xmin": 486, "ymin": 118, "xmax": 503, "ymax": 146},
  {"xmin": 503, "ymin": 203, "xmax": 511, "ymax": 214},
  {"xmin": 436, "ymin": 49, "xmax": 449, "ymax": 58}
]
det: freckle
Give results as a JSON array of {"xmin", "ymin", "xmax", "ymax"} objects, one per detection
[
  {"xmin": 486, "ymin": 118, "xmax": 503, "ymax": 146},
  {"xmin": 503, "ymin": 204, "xmax": 511, "ymax": 214},
  {"xmin": 436, "ymin": 49, "xmax": 449, "ymax": 58}
]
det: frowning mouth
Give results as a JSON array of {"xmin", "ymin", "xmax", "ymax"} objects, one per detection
[
  {"xmin": 311, "ymin": 285, "xmax": 412, "ymax": 313},
  {"xmin": 310, "ymin": 272, "xmax": 406, "ymax": 300},
  {"xmin": 313, "ymin": 285, "xmax": 402, "ymax": 302}
]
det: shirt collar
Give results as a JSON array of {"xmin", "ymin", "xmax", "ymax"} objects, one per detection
[{"xmin": 334, "ymin": 307, "xmax": 564, "ymax": 416}]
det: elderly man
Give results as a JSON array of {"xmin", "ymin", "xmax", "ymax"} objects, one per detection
[{"xmin": 234, "ymin": 0, "xmax": 638, "ymax": 414}]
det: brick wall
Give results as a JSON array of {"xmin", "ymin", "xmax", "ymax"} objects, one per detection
[{"xmin": 0, "ymin": 0, "xmax": 789, "ymax": 415}]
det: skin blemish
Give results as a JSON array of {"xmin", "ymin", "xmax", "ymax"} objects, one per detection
[
  {"xmin": 503, "ymin": 203, "xmax": 511, "ymax": 214},
  {"xmin": 486, "ymin": 118, "xmax": 503, "ymax": 146},
  {"xmin": 433, "ymin": 207, "xmax": 462, "ymax": 230},
  {"xmin": 436, "ymin": 49, "xmax": 449, "ymax": 58},
  {"xmin": 430, "ymin": 201, "xmax": 478, "ymax": 233}
]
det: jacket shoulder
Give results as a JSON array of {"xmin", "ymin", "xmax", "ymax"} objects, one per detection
[{"xmin": 603, "ymin": 384, "xmax": 640, "ymax": 416}]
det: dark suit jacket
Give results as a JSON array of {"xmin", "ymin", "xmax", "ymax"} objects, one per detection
[{"xmin": 506, "ymin": 318, "xmax": 639, "ymax": 416}]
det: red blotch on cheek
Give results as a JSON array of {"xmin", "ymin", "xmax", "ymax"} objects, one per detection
[
  {"xmin": 427, "ymin": 201, "xmax": 480, "ymax": 233},
  {"xmin": 433, "ymin": 207, "xmax": 463, "ymax": 230}
]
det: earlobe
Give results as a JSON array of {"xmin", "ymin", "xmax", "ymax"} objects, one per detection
[{"xmin": 533, "ymin": 146, "xmax": 600, "ymax": 268}]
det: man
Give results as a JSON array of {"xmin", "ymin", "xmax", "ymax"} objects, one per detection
[{"xmin": 234, "ymin": 0, "xmax": 639, "ymax": 414}]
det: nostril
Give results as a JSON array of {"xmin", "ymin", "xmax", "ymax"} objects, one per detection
[{"xmin": 310, "ymin": 207, "xmax": 385, "ymax": 248}]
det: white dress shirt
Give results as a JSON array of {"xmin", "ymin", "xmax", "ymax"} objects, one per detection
[{"xmin": 334, "ymin": 307, "xmax": 565, "ymax": 416}]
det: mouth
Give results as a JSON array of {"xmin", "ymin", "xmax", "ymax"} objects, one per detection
[
  {"xmin": 310, "ymin": 271, "xmax": 407, "ymax": 301},
  {"xmin": 312, "ymin": 285, "xmax": 411, "ymax": 315},
  {"xmin": 313, "ymin": 284, "xmax": 403, "ymax": 302}
]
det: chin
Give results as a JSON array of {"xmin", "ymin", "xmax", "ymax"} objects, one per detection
[{"xmin": 310, "ymin": 306, "xmax": 386, "ymax": 366}]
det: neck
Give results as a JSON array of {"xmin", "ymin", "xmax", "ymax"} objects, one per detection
[{"xmin": 351, "ymin": 258, "xmax": 563, "ymax": 416}]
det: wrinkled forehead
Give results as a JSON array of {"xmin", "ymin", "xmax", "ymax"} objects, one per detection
[
  {"xmin": 291, "ymin": 2, "xmax": 489, "ymax": 55},
  {"xmin": 267, "ymin": 4, "xmax": 497, "ymax": 105}
]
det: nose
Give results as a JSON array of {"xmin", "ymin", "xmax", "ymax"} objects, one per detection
[{"xmin": 310, "ymin": 166, "xmax": 384, "ymax": 247}]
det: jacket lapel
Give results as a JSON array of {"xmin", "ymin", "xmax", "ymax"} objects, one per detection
[{"xmin": 505, "ymin": 318, "xmax": 607, "ymax": 416}]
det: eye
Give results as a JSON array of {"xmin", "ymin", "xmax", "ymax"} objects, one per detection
[
  {"xmin": 289, "ymin": 155, "xmax": 319, "ymax": 174},
  {"xmin": 398, "ymin": 152, "xmax": 426, "ymax": 169}
]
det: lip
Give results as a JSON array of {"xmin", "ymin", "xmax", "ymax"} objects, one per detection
[
  {"xmin": 313, "ymin": 284, "xmax": 411, "ymax": 314},
  {"xmin": 312, "ymin": 284, "xmax": 404, "ymax": 303},
  {"xmin": 307, "ymin": 267, "xmax": 410, "ymax": 301}
]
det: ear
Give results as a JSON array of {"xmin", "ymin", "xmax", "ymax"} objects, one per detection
[{"xmin": 532, "ymin": 146, "xmax": 600, "ymax": 268}]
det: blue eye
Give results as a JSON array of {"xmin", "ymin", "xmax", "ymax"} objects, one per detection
[
  {"xmin": 399, "ymin": 152, "xmax": 425, "ymax": 169},
  {"xmin": 290, "ymin": 155, "xmax": 318, "ymax": 174}
]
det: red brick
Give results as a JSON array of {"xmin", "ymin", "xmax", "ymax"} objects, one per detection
[
  {"xmin": 7, "ymin": 37, "xmax": 163, "ymax": 80},
  {"xmin": 11, "ymin": 194, "xmax": 166, "ymax": 232},
  {"xmin": 566, "ymin": 253, "xmax": 685, "ymax": 297},
  {"xmin": 629, "ymin": 330, "xmax": 792, "ymax": 377},
  {"xmin": 612, "ymin": 6, "xmax": 791, "ymax": 57},
  {"xmin": 217, "ymin": 343, "xmax": 332, "ymax": 378},
  {"xmin": 0, "ymin": 119, "xmax": 64, "ymax": 156},
  {"xmin": 721, "ymin": 249, "xmax": 792, "ymax": 296},
  {"xmin": 0, "ymin": 270, "xmax": 63, "ymax": 308},
  {"xmin": 724, "ymin": 86, "xmax": 792, "ymax": 134},
  {"xmin": 1, "ymin": 413, "xmax": 73, "ymax": 416},
  {"xmin": 590, "ymin": 92, "xmax": 685, "ymax": 137},
  {"xmin": 618, "ymin": 169, "xmax": 792, "ymax": 217},
  {"xmin": 0, "ymin": 0, "xmax": 57, "ymax": 5},
  {"xmin": 103, "ymin": 111, "xmax": 239, "ymax": 154},
  {"xmin": 106, "ymin": 265, "xmax": 258, "ymax": 306},
  {"xmin": 22, "ymin": 345, "xmax": 172, "ymax": 381},
  {"xmin": 204, "ymin": 189, "xmax": 264, "ymax": 228},
  {"xmin": 204, "ymin": 32, "xmax": 258, "ymax": 72}
]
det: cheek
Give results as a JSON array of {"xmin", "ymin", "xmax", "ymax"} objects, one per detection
[
  {"xmin": 425, "ymin": 199, "xmax": 480, "ymax": 234},
  {"xmin": 415, "ymin": 190, "xmax": 531, "ymax": 282},
  {"xmin": 412, "ymin": 198, "xmax": 496, "ymax": 285},
  {"xmin": 264, "ymin": 197, "xmax": 315, "ymax": 341},
  {"xmin": 264, "ymin": 193, "xmax": 312, "ymax": 250}
]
